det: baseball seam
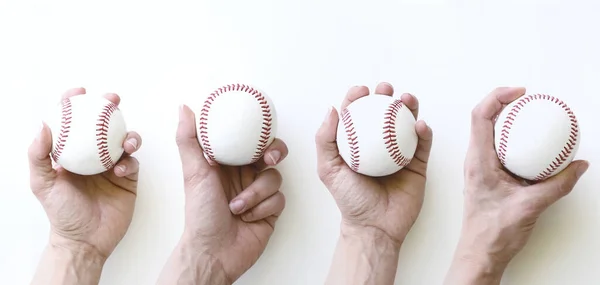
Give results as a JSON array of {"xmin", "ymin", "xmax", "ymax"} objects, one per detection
[
  {"xmin": 498, "ymin": 94, "xmax": 578, "ymax": 180},
  {"xmin": 341, "ymin": 108, "xmax": 360, "ymax": 171},
  {"xmin": 51, "ymin": 98, "xmax": 73, "ymax": 162},
  {"xmin": 198, "ymin": 83, "xmax": 273, "ymax": 163},
  {"xmin": 96, "ymin": 102, "xmax": 118, "ymax": 170},
  {"xmin": 383, "ymin": 99, "xmax": 411, "ymax": 167}
]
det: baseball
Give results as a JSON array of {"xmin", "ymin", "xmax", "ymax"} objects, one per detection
[
  {"xmin": 336, "ymin": 94, "xmax": 418, "ymax": 177},
  {"xmin": 494, "ymin": 94, "xmax": 580, "ymax": 181},
  {"xmin": 48, "ymin": 95, "xmax": 127, "ymax": 176},
  {"xmin": 196, "ymin": 83, "xmax": 277, "ymax": 166}
]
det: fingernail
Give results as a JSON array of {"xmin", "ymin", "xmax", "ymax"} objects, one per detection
[
  {"xmin": 382, "ymin": 82, "xmax": 393, "ymax": 89},
  {"xmin": 117, "ymin": 165, "xmax": 127, "ymax": 173},
  {"xmin": 324, "ymin": 106, "xmax": 332, "ymax": 122},
  {"xmin": 576, "ymin": 161, "xmax": 589, "ymax": 178},
  {"xmin": 229, "ymin": 199, "xmax": 246, "ymax": 214},
  {"xmin": 126, "ymin": 138, "xmax": 138, "ymax": 150},
  {"xmin": 268, "ymin": 150, "xmax": 281, "ymax": 165}
]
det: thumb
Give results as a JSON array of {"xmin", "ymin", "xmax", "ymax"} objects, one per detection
[
  {"xmin": 28, "ymin": 122, "xmax": 56, "ymax": 195},
  {"xmin": 315, "ymin": 106, "xmax": 342, "ymax": 176},
  {"xmin": 175, "ymin": 105, "xmax": 211, "ymax": 183},
  {"xmin": 530, "ymin": 160, "xmax": 589, "ymax": 204}
]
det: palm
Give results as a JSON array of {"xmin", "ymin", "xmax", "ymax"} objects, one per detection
[
  {"xmin": 42, "ymin": 168, "xmax": 136, "ymax": 257},
  {"xmin": 330, "ymin": 157, "xmax": 426, "ymax": 240},
  {"xmin": 185, "ymin": 165, "xmax": 275, "ymax": 280}
]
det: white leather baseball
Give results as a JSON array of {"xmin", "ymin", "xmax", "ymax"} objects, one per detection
[
  {"xmin": 494, "ymin": 94, "xmax": 580, "ymax": 181},
  {"xmin": 196, "ymin": 83, "xmax": 277, "ymax": 166},
  {"xmin": 336, "ymin": 94, "xmax": 418, "ymax": 177},
  {"xmin": 48, "ymin": 95, "xmax": 127, "ymax": 176}
]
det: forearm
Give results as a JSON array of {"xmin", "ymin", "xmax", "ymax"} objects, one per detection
[
  {"xmin": 156, "ymin": 239, "xmax": 231, "ymax": 285},
  {"xmin": 30, "ymin": 242, "xmax": 106, "ymax": 285},
  {"xmin": 325, "ymin": 225, "xmax": 402, "ymax": 285}
]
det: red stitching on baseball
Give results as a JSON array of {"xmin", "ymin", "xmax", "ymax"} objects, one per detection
[
  {"xmin": 498, "ymin": 94, "xmax": 578, "ymax": 180},
  {"xmin": 341, "ymin": 108, "xmax": 360, "ymax": 171},
  {"xmin": 51, "ymin": 98, "xmax": 73, "ymax": 162},
  {"xmin": 383, "ymin": 99, "xmax": 411, "ymax": 167},
  {"xmin": 198, "ymin": 83, "xmax": 272, "ymax": 163},
  {"xmin": 96, "ymin": 102, "xmax": 118, "ymax": 170}
]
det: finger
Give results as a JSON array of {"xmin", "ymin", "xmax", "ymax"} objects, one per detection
[
  {"xmin": 61, "ymin": 87, "xmax": 86, "ymax": 100},
  {"xmin": 102, "ymin": 156, "xmax": 139, "ymax": 195},
  {"xmin": 528, "ymin": 160, "xmax": 589, "ymax": 206},
  {"xmin": 113, "ymin": 156, "xmax": 140, "ymax": 181},
  {"xmin": 122, "ymin": 131, "xmax": 142, "ymax": 154},
  {"xmin": 252, "ymin": 138, "xmax": 289, "ymax": 171},
  {"xmin": 102, "ymin": 93, "xmax": 121, "ymax": 106},
  {"xmin": 374, "ymin": 82, "xmax": 394, "ymax": 96},
  {"xmin": 28, "ymin": 122, "xmax": 57, "ymax": 195},
  {"xmin": 264, "ymin": 215, "xmax": 279, "ymax": 229},
  {"xmin": 400, "ymin": 93, "xmax": 419, "ymax": 119},
  {"xmin": 404, "ymin": 120, "xmax": 433, "ymax": 177},
  {"xmin": 229, "ymin": 168, "xmax": 282, "ymax": 215},
  {"xmin": 468, "ymin": 87, "xmax": 526, "ymax": 162},
  {"xmin": 242, "ymin": 192, "xmax": 286, "ymax": 222},
  {"xmin": 340, "ymin": 86, "xmax": 370, "ymax": 110},
  {"xmin": 316, "ymin": 106, "xmax": 344, "ymax": 180},
  {"xmin": 175, "ymin": 105, "xmax": 211, "ymax": 182}
]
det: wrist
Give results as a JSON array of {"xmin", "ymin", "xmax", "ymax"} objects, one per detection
[
  {"xmin": 31, "ymin": 237, "xmax": 106, "ymax": 285},
  {"xmin": 340, "ymin": 221, "xmax": 403, "ymax": 252},
  {"xmin": 444, "ymin": 232, "xmax": 510, "ymax": 285},
  {"xmin": 156, "ymin": 235, "xmax": 231, "ymax": 285},
  {"xmin": 49, "ymin": 235, "xmax": 108, "ymax": 264},
  {"xmin": 445, "ymin": 246, "xmax": 507, "ymax": 285},
  {"xmin": 325, "ymin": 223, "xmax": 402, "ymax": 285}
]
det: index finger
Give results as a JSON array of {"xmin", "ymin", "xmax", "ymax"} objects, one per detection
[
  {"xmin": 340, "ymin": 86, "xmax": 370, "ymax": 110},
  {"xmin": 468, "ymin": 87, "xmax": 526, "ymax": 161}
]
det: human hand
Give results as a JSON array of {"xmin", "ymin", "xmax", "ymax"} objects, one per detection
[
  {"xmin": 444, "ymin": 87, "xmax": 589, "ymax": 284},
  {"xmin": 157, "ymin": 104, "xmax": 288, "ymax": 284},
  {"xmin": 28, "ymin": 88, "xmax": 142, "ymax": 284},
  {"xmin": 316, "ymin": 82, "xmax": 433, "ymax": 246}
]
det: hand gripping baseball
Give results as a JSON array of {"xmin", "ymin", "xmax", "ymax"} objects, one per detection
[
  {"xmin": 316, "ymin": 82, "xmax": 434, "ymax": 245},
  {"xmin": 444, "ymin": 87, "xmax": 589, "ymax": 284},
  {"xmin": 157, "ymin": 104, "xmax": 288, "ymax": 284},
  {"xmin": 28, "ymin": 88, "xmax": 142, "ymax": 261}
]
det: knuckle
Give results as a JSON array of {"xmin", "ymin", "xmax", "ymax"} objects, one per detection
[
  {"xmin": 464, "ymin": 164, "xmax": 498, "ymax": 187},
  {"xmin": 242, "ymin": 211, "xmax": 254, "ymax": 221},
  {"xmin": 464, "ymin": 165, "xmax": 480, "ymax": 180},
  {"xmin": 125, "ymin": 156, "xmax": 139, "ymax": 166},
  {"xmin": 182, "ymin": 168, "xmax": 203, "ymax": 188},
  {"xmin": 175, "ymin": 135, "xmax": 188, "ymax": 147},
  {"xmin": 471, "ymin": 105, "xmax": 484, "ymax": 120},
  {"xmin": 264, "ymin": 168, "xmax": 283, "ymax": 185},
  {"xmin": 492, "ymin": 86, "xmax": 508, "ymax": 94},
  {"xmin": 277, "ymin": 192, "xmax": 286, "ymax": 208},
  {"xmin": 245, "ymin": 187, "xmax": 261, "ymax": 204},
  {"xmin": 317, "ymin": 163, "xmax": 339, "ymax": 184}
]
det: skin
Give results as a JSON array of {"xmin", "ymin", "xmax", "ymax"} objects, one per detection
[
  {"xmin": 315, "ymin": 82, "xmax": 434, "ymax": 285},
  {"xmin": 156, "ymin": 104, "xmax": 289, "ymax": 284},
  {"xmin": 28, "ymin": 88, "xmax": 143, "ymax": 285},
  {"xmin": 443, "ymin": 87, "xmax": 589, "ymax": 284}
]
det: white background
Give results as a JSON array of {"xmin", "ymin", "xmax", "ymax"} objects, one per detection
[{"xmin": 1, "ymin": 0, "xmax": 599, "ymax": 284}]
